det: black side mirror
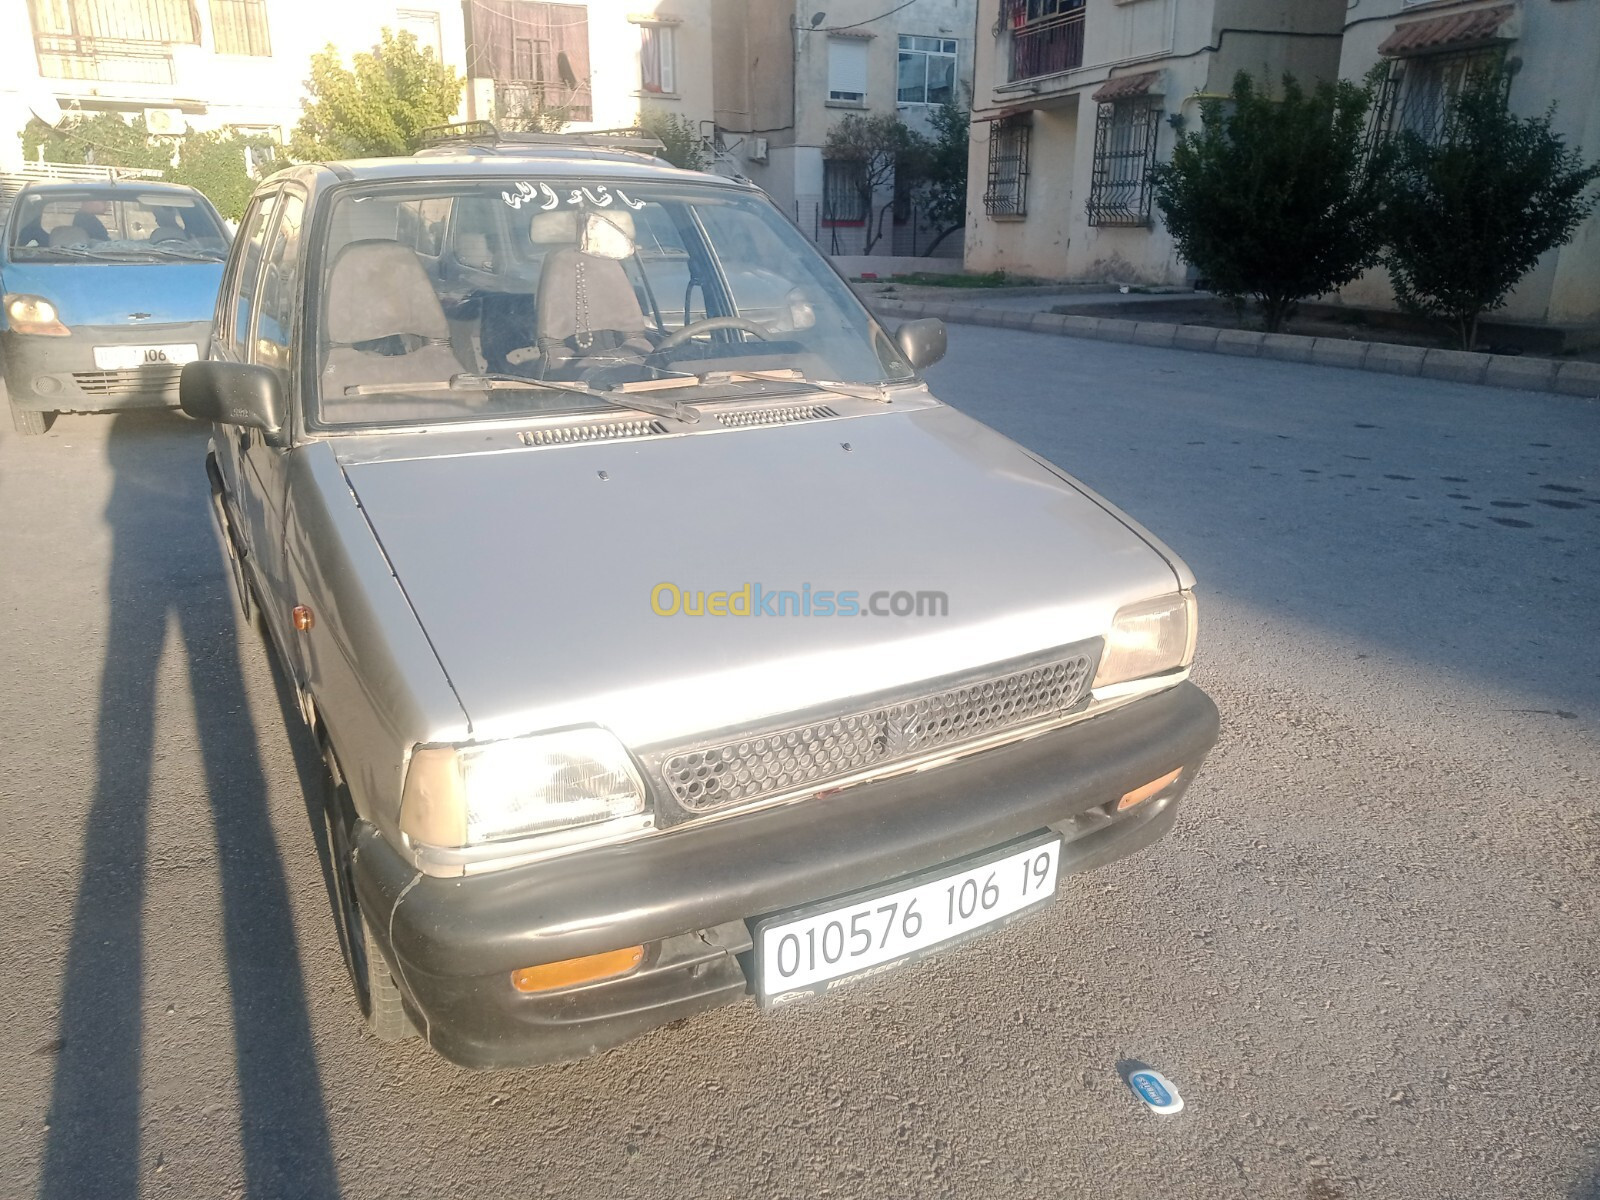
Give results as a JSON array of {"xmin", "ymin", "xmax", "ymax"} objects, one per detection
[
  {"xmin": 181, "ymin": 361, "xmax": 285, "ymax": 438},
  {"xmin": 895, "ymin": 318, "xmax": 947, "ymax": 371}
]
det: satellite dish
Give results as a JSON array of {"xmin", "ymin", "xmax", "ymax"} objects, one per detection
[{"xmin": 28, "ymin": 93, "xmax": 64, "ymax": 128}]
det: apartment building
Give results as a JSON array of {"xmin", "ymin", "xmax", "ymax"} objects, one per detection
[
  {"xmin": 963, "ymin": 0, "xmax": 1347, "ymax": 282},
  {"xmin": 0, "ymin": 0, "xmax": 469, "ymax": 170},
  {"xmin": 1, "ymin": 0, "xmax": 713, "ymax": 172},
  {"xmin": 713, "ymin": 0, "xmax": 977, "ymax": 257},
  {"xmin": 1333, "ymin": 0, "xmax": 1600, "ymax": 331}
]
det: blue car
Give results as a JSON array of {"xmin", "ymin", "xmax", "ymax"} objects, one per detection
[{"xmin": 1, "ymin": 179, "xmax": 229, "ymax": 435}]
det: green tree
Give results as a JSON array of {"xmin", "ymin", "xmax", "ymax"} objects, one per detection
[
  {"xmin": 166, "ymin": 130, "xmax": 289, "ymax": 221},
  {"xmin": 638, "ymin": 109, "xmax": 707, "ymax": 171},
  {"xmin": 21, "ymin": 113, "xmax": 171, "ymax": 172},
  {"xmin": 915, "ymin": 93, "xmax": 970, "ymax": 255},
  {"xmin": 1381, "ymin": 76, "xmax": 1600, "ymax": 350},
  {"xmin": 824, "ymin": 113, "xmax": 929, "ymax": 253},
  {"xmin": 289, "ymin": 28, "xmax": 462, "ymax": 160},
  {"xmin": 1151, "ymin": 71, "xmax": 1390, "ymax": 332}
]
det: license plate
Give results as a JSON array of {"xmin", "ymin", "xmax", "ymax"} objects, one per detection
[
  {"xmin": 756, "ymin": 834, "xmax": 1062, "ymax": 1006},
  {"xmin": 92, "ymin": 343, "xmax": 199, "ymax": 370}
]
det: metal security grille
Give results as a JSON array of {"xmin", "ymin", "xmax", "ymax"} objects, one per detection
[
  {"xmin": 1087, "ymin": 97, "xmax": 1162, "ymax": 227},
  {"xmin": 655, "ymin": 644, "xmax": 1098, "ymax": 814},
  {"xmin": 983, "ymin": 115, "xmax": 1031, "ymax": 217},
  {"xmin": 209, "ymin": 0, "xmax": 270, "ymax": 56},
  {"xmin": 1370, "ymin": 49, "xmax": 1507, "ymax": 150},
  {"xmin": 822, "ymin": 159, "xmax": 869, "ymax": 225},
  {"xmin": 29, "ymin": 0, "xmax": 199, "ymax": 82}
]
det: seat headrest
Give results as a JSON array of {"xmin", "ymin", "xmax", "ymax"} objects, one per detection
[
  {"xmin": 49, "ymin": 227, "xmax": 89, "ymax": 247},
  {"xmin": 325, "ymin": 239, "xmax": 449, "ymax": 345}
]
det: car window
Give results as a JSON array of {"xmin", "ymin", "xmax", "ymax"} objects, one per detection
[
  {"xmin": 311, "ymin": 177, "xmax": 913, "ymax": 430},
  {"xmin": 254, "ymin": 191, "xmax": 306, "ymax": 372},
  {"xmin": 231, "ymin": 192, "xmax": 280, "ymax": 356},
  {"xmin": 7, "ymin": 187, "xmax": 227, "ymax": 262}
]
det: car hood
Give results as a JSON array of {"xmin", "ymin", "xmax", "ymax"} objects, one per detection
[
  {"xmin": 340, "ymin": 403, "xmax": 1183, "ymax": 747},
  {"xmin": 0, "ymin": 260, "xmax": 223, "ymax": 327}
]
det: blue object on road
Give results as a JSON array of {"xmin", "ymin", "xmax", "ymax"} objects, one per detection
[{"xmin": 1128, "ymin": 1068, "xmax": 1184, "ymax": 1114}]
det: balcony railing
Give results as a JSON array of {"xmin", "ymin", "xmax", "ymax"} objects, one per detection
[
  {"xmin": 35, "ymin": 34, "xmax": 175, "ymax": 84},
  {"xmin": 1009, "ymin": 10, "xmax": 1085, "ymax": 83}
]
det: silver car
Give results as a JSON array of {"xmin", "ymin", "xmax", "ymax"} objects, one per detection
[{"xmin": 181, "ymin": 146, "xmax": 1219, "ymax": 1069}]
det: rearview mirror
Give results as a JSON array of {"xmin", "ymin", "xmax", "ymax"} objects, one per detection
[
  {"xmin": 180, "ymin": 361, "xmax": 284, "ymax": 437},
  {"xmin": 895, "ymin": 318, "xmax": 947, "ymax": 371}
]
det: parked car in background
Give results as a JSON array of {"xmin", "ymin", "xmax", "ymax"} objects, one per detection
[
  {"xmin": 181, "ymin": 144, "xmax": 1220, "ymax": 1069},
  {"xmin": 0, "ymin": 179, "xmax": 229, "ymax": 434}
]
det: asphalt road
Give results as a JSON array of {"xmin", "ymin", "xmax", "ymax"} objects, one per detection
[{"xmin": 3, "ymin": 327, "xmax": 1598, "ymax": 1200}]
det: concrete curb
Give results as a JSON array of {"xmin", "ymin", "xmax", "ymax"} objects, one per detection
[{"xmin": 874, "ymin": 299, "xmax": 1600, "ymax": 398}]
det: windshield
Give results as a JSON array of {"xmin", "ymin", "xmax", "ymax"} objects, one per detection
[
  {"xmin": 8, "ymin": 188, "xmax": 228, "ymax": 262},
  {"xmin": 312, "ymin": 177, "xmax": 914, "ymax": 427}
]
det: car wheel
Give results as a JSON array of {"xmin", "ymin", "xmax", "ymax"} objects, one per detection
[
  {"xmin": 321, "ymin": 765, "xmax": 416, "ymax": 1043},
  {"xmin": 10, "ymin": 404, "xmax": 51, "ymax": 435}
]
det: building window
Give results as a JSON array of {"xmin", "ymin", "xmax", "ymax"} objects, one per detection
[
  {"xmin": 1086, "ymin": 96, "xmax": 1162, "ymax": 227},
  {"xmin": 827, "ymin": 37, "xmax": 869, "ymax": 104},
  {"xmin": 983, "ymin": 113, "xmax": 1030, "ymax": 218},
  {"xmin": 1004, "ymin": 0, "xmax": 1084, "ymax": 83},
  {"xmin": 640, "ymin": 24, "xmax": 676, "ymax": 94},
  {"xmin": 396, "ymin": 8, "xmax": 443, "ymax": 57},
  {"xmin": 466, "ymin": 0, "xmax": 592, "ymax": 121},
  {"xmin": 823, "ymin": 158, "xmax": 869, "ymax": 225},
  {"xmin": 210, "ymin": 0, "xmax": 270, "ymax": 56},
  {"xmin": 28, "ymin": 0, "xmax": 199, "ymax": 83},
  {"xmin": 897, "ymin": 36, "xmax": 956, "ymax": 106},
  {"xmin": 1376, "ymin": 47, "xmax": 1506, "ymax": 147}
]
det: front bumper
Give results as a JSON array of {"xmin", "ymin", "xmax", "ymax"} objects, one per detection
[
  {"xmin": 353, "ymin": 680, "xmax": 1221, "ymax": 1069},
  {"xmin": 2, "ymin": 320, "xmax": 211, "ymax": 412}
]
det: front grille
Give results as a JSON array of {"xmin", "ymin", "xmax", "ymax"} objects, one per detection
[
  {"xmin": 656, "ymin": 645, "xmax": 1097, "ymax": 814},
  {"xmin": 71, "ymin": 366, "xmax": 182, "ymax": 397},
  {"xmin": 715, "ymin": 403, "xmax": 838, "ymax": 428},
  {"xmin": 519, "ymin": 419, "xmax": 665, "ymax": 446}
]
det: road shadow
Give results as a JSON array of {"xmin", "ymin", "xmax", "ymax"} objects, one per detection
[{"xmin": 37, "ymin": 411, "xmax": 338, "ymax": 1199}]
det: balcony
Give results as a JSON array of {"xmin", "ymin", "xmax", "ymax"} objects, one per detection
[
  {"xmin": 1009, "ymin": 9, "xmax": 1085, "ymax": 83},
  {"xmin": 35, "ymin": 35, "xmax": 176, "ymax": 85}
]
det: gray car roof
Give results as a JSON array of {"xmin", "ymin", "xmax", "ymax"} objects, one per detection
[
  {"xmin": 14, "ymin": 179, "xmax": 214, "ymax": 197},
  {"xmin": 273, "ymin": 153, "xmax": 753, "ymax": 194}
]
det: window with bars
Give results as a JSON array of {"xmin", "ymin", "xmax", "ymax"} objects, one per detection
[
  {"xmin": 983, "ymin": 114, "xmax": 1031, "ymax": 218},
  {"xmin": 822, "ymin": 158, "xmax": 869, "ymax": 226},
  {"xmin": 1371, "ymin": 47, "xmax": 1507, "ymax": 148},
  {"xmin": 1086, "ymin": 97, "xmax": 1162, "ymax": 228},
  {"xmin": 210, "ymin": 0, "xmax": 270, "ymax": 56},
  {"xmin": 640, "ymin": 24, "xmax": 676, "ymax": 94},
  {"xmin": 29, "ymin": 0, "xmax": 199, "ymax": 82}
]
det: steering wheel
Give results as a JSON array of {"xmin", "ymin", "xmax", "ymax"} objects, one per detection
[
  {"xmin": 655, "ymin": 316, "xmax": 769, "ymax": 353},
  {"xmin": 147, "ymin": 226, "xmax": 186, "ymax": 244}
]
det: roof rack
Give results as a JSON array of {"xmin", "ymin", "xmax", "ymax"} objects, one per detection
[{"xmin": 414, "ymin": 121, "xmax": 666, "ymax": 155}]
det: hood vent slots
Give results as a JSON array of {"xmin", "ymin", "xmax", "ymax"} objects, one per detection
[
  {"xmin": 715, "ymin": 403, "xmax": 839, "ymax": 429},
  {"xmin": 520, "ymin": 419, "xmax": 666, "ymax": 446}
]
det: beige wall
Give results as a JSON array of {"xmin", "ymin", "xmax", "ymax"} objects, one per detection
[
  {"xmin": 1334, "ymin": 0, "xmax": 1600, "ymax": 328},
  {"xmin": 965, "ymin": 0, "xmax": 1348, "ymax": 283}
]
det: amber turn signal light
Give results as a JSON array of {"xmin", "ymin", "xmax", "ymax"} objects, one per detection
[
  {"xmin": 1118, "ymin": 768, "xmax": 1182, "ymax": 811},
  {"xmin": 510, "ymin": 946, "xmax": 644, "ymax": 993},
  {"xmin": 292, "ymin": 605, "xmax": 314, "ymax": 632}
]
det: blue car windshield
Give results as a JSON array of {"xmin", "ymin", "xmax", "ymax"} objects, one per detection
[
  {"xmin": 311, "ymin": 178, "xmax": 915, "ymax": 427},
  {"xmin": 9, "ymin": 188, "xmax": 228, "ymax": 262}
]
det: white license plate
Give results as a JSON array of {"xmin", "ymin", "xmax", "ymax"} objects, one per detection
[
  {"xmin": 756, "ymin": 835, "xmax": 1061, "ymax": 1005},
  {"xmin": 92, "ymin": 343, "xmax": 199, "ymax": 370}
]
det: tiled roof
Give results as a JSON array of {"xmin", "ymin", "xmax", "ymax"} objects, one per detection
[
  {"xmin": 1091, "ymin": 70, "xmax": 1162, "ymax": 103},
  {"xmin": 1378, "ymin": 4, "xmax": 1515, "ymax": 55}
]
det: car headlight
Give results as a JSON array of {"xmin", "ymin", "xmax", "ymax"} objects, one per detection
[
  {"xmin": 399, "ymin": 727, "xmax": 648, "ymax": 849},
  {"xmin": 4, "ymin": 293, "xmax": 70, "ymax": 336},
  {"xmin": 1093, "ymin": 592, "xmax": 1197, "ymax": 689}
]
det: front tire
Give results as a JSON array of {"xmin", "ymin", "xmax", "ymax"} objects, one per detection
[
  {"xmin": 10, "ymin": 403, "xmax": 50, "ymax": 435},
  {"xmin": 321, "ymin": 766, "xmax": 416, "ymax": 1043}
]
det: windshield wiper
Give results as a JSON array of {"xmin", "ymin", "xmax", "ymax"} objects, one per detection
[
  {"xmin": 340, "ymin": 372, "xmax": 701, "ymax": 423},
  {"xmin": 618, "ymin": 367, "xmax": 895, "ymax": 404},
  {"xmin": 138, "ymin": 245, "xmax": 225, "ymax": 261}
]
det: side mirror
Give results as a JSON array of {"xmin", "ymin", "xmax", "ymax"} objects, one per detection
[
  {"xmin": 180, "ymin": 361, "xmax": 285, "ymax": 438},
  {"xmin": 895, "ymin": 318, "xmax": 947, "ymax": 371}
]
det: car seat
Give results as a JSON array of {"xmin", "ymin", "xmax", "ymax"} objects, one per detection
[
  {"xmin": 320, "ymin": 239, "xmax": 465, "ymax": 398},
  {"xmin": 534, "ymin": 210, "xmax": 653, "ymax": 377}
]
